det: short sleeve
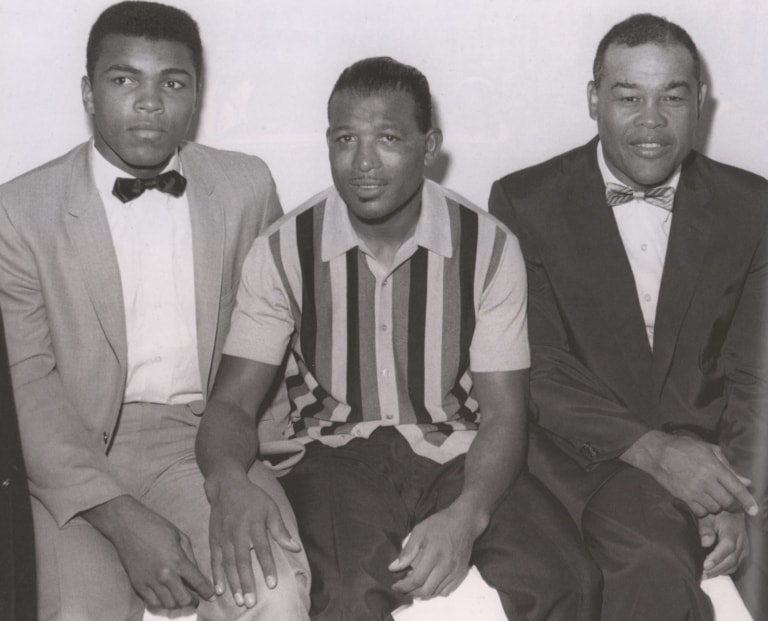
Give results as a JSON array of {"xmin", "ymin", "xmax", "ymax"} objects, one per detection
[
  {"xmin": 223, "ymin": 236, "xmax": 295, "ymax": 364},
  {"xmin": 469, "ymin": 232, "xmax": 530, "ymax": 372}
]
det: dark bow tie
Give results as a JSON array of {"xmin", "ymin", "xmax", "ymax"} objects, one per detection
[
  {"xmin": 112, "ymin": 170, "xmax": 187, "ymax": 203},
  {"xmin": 605, "ymin": 181, "xmax": 675, "ymax": 212}
]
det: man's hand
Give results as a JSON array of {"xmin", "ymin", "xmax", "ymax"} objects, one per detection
[
  {"xmin": 388, "ymin": 502, "xmax": 486, "ymax": 599},
  {"xmin": 205, "ymin": 467, "xmax": 301, "ymax": 608},
  {"xmin": 698, "ymin": 512, "xmax": 749, "ymax": 579},
  {"xmin": 621, "ymin": 431, "xmax": 758, "ymax": 517},
  {"xmin": 83, "ymin": 495, "xmax": 215, "ymax": 611}
]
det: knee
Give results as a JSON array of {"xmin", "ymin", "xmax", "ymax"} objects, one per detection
[
  {"xmin": 583, "ymin": 498, "xmax": 702, "ymax": 582},
  {"xmin": 199, "ymin": 548, "xmax": 311, "ymax": 621}
]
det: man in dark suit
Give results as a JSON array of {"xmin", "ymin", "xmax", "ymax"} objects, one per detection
[
  {"xmin": 0, "ymin": 2, "xmax": 309, "ymax": 619},
  {"xmin": 0, "ymin": 311, "xmax": 35, "ymax": 621},
  {"xmin": 489, "ymin": 13, "xmax": 768, "ymax": 621}
]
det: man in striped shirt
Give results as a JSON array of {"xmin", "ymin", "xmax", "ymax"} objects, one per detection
[{"xmin": 196, "ymin": 57, "xmax": 600, "ymax": 620}]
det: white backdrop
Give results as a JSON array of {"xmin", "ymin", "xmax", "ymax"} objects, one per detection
[{"xmin": 1, "ymin": 0, "xmax": 766, "ymax": 210}]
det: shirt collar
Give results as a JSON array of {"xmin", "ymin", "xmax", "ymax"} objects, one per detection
[
  {"xmin": 596, "ymin": 140, "xmax": 681, "ymax": 191},
  {"xmin": 321, "ymin": 178, "xmax": 454, "ymax": 262},
  {"xmin": 89, "ymin": 139, "xmax": 182, "ymax": 199}
]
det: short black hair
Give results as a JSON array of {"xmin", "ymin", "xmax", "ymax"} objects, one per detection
[
  {"xmin": 328, "ymin": 56, "xmax": 433, "ymax": 133},
  {"xmin": 593, "ymin": 14, "xmax": 700, "ymax": 87},
  {"xmin": 86, "ymin": 1, "xmax": 203, "ymax": 80}
]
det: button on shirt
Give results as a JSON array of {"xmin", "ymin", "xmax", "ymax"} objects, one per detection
[
  {"xmin": 91, "ymin": 143, "xmax": 202, "ymax": 404},
  {"xmin": 224, "ymin": 180, "xmax": 530, "ymax": 463},
  {"xmin": 597, "ymin": 142, "xmax": 680, "ymax": 348}
]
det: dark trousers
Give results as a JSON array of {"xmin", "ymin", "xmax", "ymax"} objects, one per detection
[
  {"xmin": 733, "ymin": 515, "xmax": 768, "ymax": 620},
  {"xmin": 280, "ymin": 428, "xmax": 602, "ymax": 621},
  {"xmin": 580, "ymin": 467, "xmax": 714, "ymax": 621}
]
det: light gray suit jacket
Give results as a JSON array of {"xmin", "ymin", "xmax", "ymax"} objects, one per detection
[{"xmin": 0, "ymin": 141, "xmax": 281, "ymax": 526}]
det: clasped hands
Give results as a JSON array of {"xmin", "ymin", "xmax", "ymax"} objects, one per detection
[{"xmin": 623, "ymin": 431, "xmax": 756, "ymax": 579}]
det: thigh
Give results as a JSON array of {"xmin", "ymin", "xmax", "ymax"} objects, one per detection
[
  {"xmin": 583, "ymin": 466, "xmax": 713, "ymax": 621},
  {"xmin": 279, "ymin": 440, "xmax": 413, "ymax": 620},
  {"xmin": 472, "ymin": 471, "xmax": 602, "ymax": 621},
  {"xmin": 144, "ymin": 451, "xmax": 310, "ymax": 621},
  {"xmin": 32, "ymin": 496, "xmax": 144, "ymax": 621}
]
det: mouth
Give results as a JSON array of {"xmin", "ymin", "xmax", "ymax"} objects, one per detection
[
  {"xmin": 129, "ymin": 126, "xmax": 166, "ymax": 140},
  {"xmin": 628, "ymin": 137, "xmax": 672, "ymax": 158},
  {"xmin": 349, "ymin": 178, "xmax": 387, "ymax": 198}
]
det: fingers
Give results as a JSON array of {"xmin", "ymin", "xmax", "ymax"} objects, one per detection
[
  {"xmin": 266, "ymin": 506, "xmax": 302, "ymax": 554},
  {"xmin": 698, "ymin": 515, "xmax": 716, "ymax": 549},
  {"xmin": 701, "ymin": 513, "xmax": 748, "ymax": 580},
  {"xmin": 688, "ymin": 500, "xmax": 709, "ymax": 518},
  {"xmin": 221, "ymin": 538, "xmax": 247, "ymax": 606},
  {"xmin": 388, "ymin": 533, "xmax": 421, "ymax": 573},
  {"xmin": 702, "ymin": 535, "xmax": 741, "ymax": 578},
  {"xmin": 210, "ymin": 542, "xmax": 226, "ymax": 597},
  {"xmin": 436, "ymin": 567, "xmax": 467, "ymax": 598},
  {"xmin": 136, "ymin": 586, "xmax": 164, "ymax": 612},
  {"xmin": 713, "ymin": 449, "xmax": 758, "ymax": 515},
  {"xmin": 177, "ymin": 534, "xmax": 215, "ymax": 601},
  {"xmin": 391, "ymin": 541, "xmax": 449, "ymax": 599},
  {"xmin": 249, "ymin": 522, "xmax": 277, "ymax": 591}
]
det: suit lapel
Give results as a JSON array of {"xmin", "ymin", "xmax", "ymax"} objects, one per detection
[
  {"xmin": 64, "ymin": 145, "xmax": 127, "ymax": 367},
  {"xmin": 181, "ymin": 146, "xmax": 225, "ymax": 395},
  {"xmin": 557, "ymin": 147, "xmax": 654, "ymax": 377},
  {"xmin": 652, "ymin": 156, "xmax": 713, "ymax": 390}
]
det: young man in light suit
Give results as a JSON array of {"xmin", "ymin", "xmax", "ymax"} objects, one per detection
[
  {"xmin": 490, "ymin": 13, "xmax": 768, "ymax": 621},
  {"xmin": 0, "ymin": 2, "xmax": 310, "ymax": 620}
]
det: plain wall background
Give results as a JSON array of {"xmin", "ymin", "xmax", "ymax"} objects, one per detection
[{"xmin": 1, "ymin": 0, "xmax": 766, "ymax": 210}]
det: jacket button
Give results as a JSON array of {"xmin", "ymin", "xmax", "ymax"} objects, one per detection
[{"xmin": 103, "ymin": 432, "xmax": 110, "ymax": 444}]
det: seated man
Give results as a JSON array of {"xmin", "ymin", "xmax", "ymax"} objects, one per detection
[
  {"xmin": 0, "ymin": 2, "xmax": 309, "ymax": 619},
  {"xmin": 489, "ymin": 13, "xmax": 768, "ymax": 621},
  {"xmin": 196, "ymin": 56, "xmax": 601, "ymax": 621}
]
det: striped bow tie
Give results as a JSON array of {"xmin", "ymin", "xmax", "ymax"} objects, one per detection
[
  {"xmin": 112, "ymin": 170, "xmax": 187, "ymax": 203},
  {"xmin": 605, "ymin": 182, "xmax": 675, "ymax": 211}
]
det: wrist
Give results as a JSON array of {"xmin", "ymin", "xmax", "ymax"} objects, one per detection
[
  {"xmin": 203, "ymin": 465, "xmax": 249, "ymax": 503},
  {"xmin": 448, "ymin": 494, "xmax": 491, "ymax": 537},
  {"xmin": 621, "ymin": 429, "xmax": 669, "ymax": 471}
]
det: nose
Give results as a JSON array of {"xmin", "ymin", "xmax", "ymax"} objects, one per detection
[
  {"xmin": 134, "ymin": 82, "xmax": 164, "ymax": 114},
  {"xmin": 635, "ymin": 99, "xmax": 666, "ymax": 129},
  {"xmin": 353, "ymin": 139, "xmax": 380, "ymax": 172}
]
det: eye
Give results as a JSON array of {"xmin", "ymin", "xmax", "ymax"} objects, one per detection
[
  {"xmin": 112, "ymin": 76, "xmax": 135, "ymax": 86},
  {"xmin": 336, "ymin": 134, "xmax": 355, "ymax": 144},
  {"xmin": 381, "ymin": 134, "xmax": 399, "ymax": 143},
  {"xmin": 164, "ymin": 79, "xmax": 185, "ymax": 90},
  {"xmin": 620, "ymin": 96, "xmax": 639, "ymax": 103}
]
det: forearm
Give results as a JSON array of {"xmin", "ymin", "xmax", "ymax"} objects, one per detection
[
  {"xmin": 196, "ymin": 399, "xmax": 260, "ymax": 500},
  {"xmin": 454, "ymin": 415, "xmax": 525, "ymax": 531},
  {"xmin": 449, "ymin": 369, "xmax": 528, "ymax": 533}
]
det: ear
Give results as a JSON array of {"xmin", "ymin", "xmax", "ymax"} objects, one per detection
[
  {"xmin": 423, "ymin": 128, "xmax": 443, "ymax": 167},
  {"xmin": 81, "ymin": 76, "xmax": 95, "ymax": 115},
  {"xmin": 587, "ymin": 81, "xmax": 599, "ymax": 120},
  {"xmin": 326, "ymin": 127, "xmax": 332, "ymax": 148},
  {"xmin": 696, "ymin": 82, "xmax": 708, "ymax": 120}
]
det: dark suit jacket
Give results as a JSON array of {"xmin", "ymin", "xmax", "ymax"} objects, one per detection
[
  {"xmin": 0, "ymin": 311, "xmax": 35, "ymax": 621},
  {"xmin": 489, "ymin": 137, "xmax": 768, "ymax": 520}
]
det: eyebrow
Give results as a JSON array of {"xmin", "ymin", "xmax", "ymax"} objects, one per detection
[
  {"xmin": 102, "ymin": 64, "xmax": 193, "ymax": 77},
  {"xmin": 610, "ymin": 80, "xmax": 693, "ymax": 91}
]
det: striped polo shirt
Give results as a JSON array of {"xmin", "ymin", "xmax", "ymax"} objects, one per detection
[{"xmin": 224, "ymin": 179, "xmax": 529, "ymax": 463}]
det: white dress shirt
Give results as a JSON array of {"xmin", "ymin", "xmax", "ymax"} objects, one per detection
[
  {"xmin": 597, "ymin": 142, "xmax": 680, "ymax": 349},
  {"xmin": 91, "ymin": 142, "xmax": 202, "ymax": 404}
]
